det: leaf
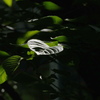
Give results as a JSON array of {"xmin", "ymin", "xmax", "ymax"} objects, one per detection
[
  {"xmin": 0, "ymin": 65, "xmax": 7, "ymax": 84},
  {"xmin": 0, "ymin": 50, "xmax": 10, "ymax": 57},
  {"xmin": 89, "ymin": 25, "xmax": 100, "ymax": 32},
  {"xmin": 27, "ymin": 51, "xmax": 35, "ymax": 60},
  {"xmin": 18, "ymin": 44, "xmax": 29, "ymax": 48},
  {"xmin": 2, "ymin": 55, "xmax": 23, "ymax": 76},
  {"xmin": 27, "ymin": 39, "xmax": 63, "ymax": 55},
  {"xmin": 46, "ymin": 41, "xmax": 58, "ymax": 47},
  {"xmin": 43, "ymin": 1, "xmax": 61, "ymax": 11},
  {"xmin": 52, "ymin": 36, "xmax": 68, "ymax": 42},
  {"xmin": 17, "ymin": 30, "xmax": 40, "ymax": 44},
  {"xmin": 3, "ymin": 0, "xmax": 13, "ymax": 7},
  {"xmin": 27, "ymin": 51, "xmax": 35, "ymax": 55},
  {"xmin": 34, "ymin": 16, "xmax": 63, "ymax": 29},
  {"xmin": 49, "ymin": 16, "xmax": 63, "ymax": 24}
]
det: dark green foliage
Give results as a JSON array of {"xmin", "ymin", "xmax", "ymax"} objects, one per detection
[{"xmin": 0, "ymin": 0, "xmax": 100, "ymax": 100}]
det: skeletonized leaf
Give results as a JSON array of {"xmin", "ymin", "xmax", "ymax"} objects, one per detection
[{"xmin": 27, "ymin": 39, "xmax": 63, "ymax": 55}]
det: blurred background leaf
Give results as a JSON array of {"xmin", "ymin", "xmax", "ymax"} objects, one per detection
[
  {"xmin": 42, "ymin": 1, "xmax": 61, "ymax": 11},
  {"xmin": 0, "ymin": 65, "xmax": 7, "ymax": 84},
  {"xmin": 3, "ymin": 0, "xmax": 13, "ymax": 7}
]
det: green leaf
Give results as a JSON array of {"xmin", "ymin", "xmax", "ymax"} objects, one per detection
[
  {"xmin": 27, "ymin": 51, "xmax": 35, "ymax": 55},
  {"xmin": 2, "ymin": 55, "xmax": 23, "ymax": 76},
  {"xmin": 27, "ymin": 51, "xmax": 35, "ymax": 60},
  {"xmin": 0, "ymin": 50, "xmax": 10, "ymax": 57},
  {"xmin": 34, "ymin": 16, "xmax": 63, "ymax": 29},
  {"xmin": 52, "ymin": 36, "xmax": 68, "ymax": 42},
  {"xmin": 49, "ymin": 16, "xmax": 63, "ymax": 24},
  {"xmin": 43, "ymin": 1, "xmax": 61, "ymax": 11},
  {"xmin": 17, "ymin": 30, "xmax": 40, "ymax": 44},
  {"xmin": 46, "ymin": 41, "xmax": 58, "ymax": 47},
  {"xmin": 19, "ymin": 44, "xmax": 29, "ymax": 48},
  {"xmin": 0, "ymin": 65, "xmax": 7, "ymax": 84},
  {"xmin": 3, "ymin": 0, "xmax": 13, "ymax": 7}
]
